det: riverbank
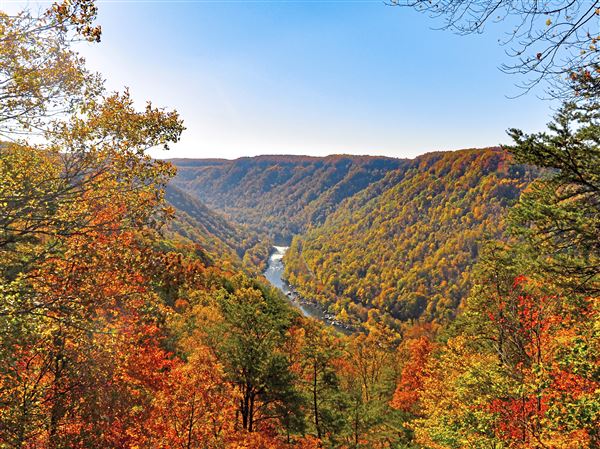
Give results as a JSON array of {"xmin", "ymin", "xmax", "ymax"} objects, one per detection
[{"xmin": 263, "ymin": 246, "xmax": 353, "ymax": 335}]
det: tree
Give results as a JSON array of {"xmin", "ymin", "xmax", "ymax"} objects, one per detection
[
  {"xmin": 339, "ymin": 327, "xmax": 401, "ymax": 448},
  {"xmin": 1, "ymin": 0, "xmax": 183, "ymax": 260},
  {"xmin": 147, "ymin": 341, "xmax": 237, "ymax": 449},
  {"xmin": 389, "ymin": 0, "xmax": 600, "ymax": 95},
  {"xmin": 298, "ymin": 321, "xmax": 347, "ymax": 445},
  {"xmin": 413, "ymin": 274, "xmax": 599, "ymax": 449},
  {"xmin": 390, "ymin": 336, "xmax": 433, "ymax": 414},
  {"xmin": 0, "ymin": 217, "xmax": 176, "ymax": 448},
  {"xmin": 507, "ymin": 100, "xmax": 600, "ymax": 295},
  {"xmin": 0, "ymin": 1, "xmax": 101, "ymax": 138},
  {"xmin": 412, "ymin": 334, "xmax": 504, "ymax": 449},
  {"xmin": 210, "ymin": 280, "xmax": 304, "ymax": 435}
]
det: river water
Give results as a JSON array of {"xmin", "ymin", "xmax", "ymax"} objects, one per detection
[{"xmin": 263, "ymin": 246, "xmax": 352, "ymax": 334}]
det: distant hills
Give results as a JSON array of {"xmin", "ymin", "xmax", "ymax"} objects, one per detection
[
  {"xmin": 169, "ymin": 155, "xmax": 406, "ymax": 243},
  {"xmin": 168, "ymin": 149, "xmax": 535, "ymax": 325},
  {"xmin": 164, "ymin": 184, "xmax": 271, "ymax": 269}
]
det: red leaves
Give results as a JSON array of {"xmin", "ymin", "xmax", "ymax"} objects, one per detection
[
  {"xmin": 390, "ymin": 337, "xmax": 433, "ymax": 413},
  {"xmin": 488, "ymin": 395, "xmax": 548, "ymax": 444},
  {"xmin": 512, "ymin": 274, "xmax": 528, "ymax": 288},
  {"xmin": 478, "ymin": 276, "xmax": 600, "ymax": 447},
  {"xmin": 551, "ymin": 370, "xmax": 597, "ymax": 398},
  {"xmin": 487, "ymin": 275, "xmax": 559, "ymax": 366}
]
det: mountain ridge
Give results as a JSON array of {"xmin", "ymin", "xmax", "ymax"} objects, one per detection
[
  {"xmin": 170, "ymin": 154, "xmax": 407, "ymax": 242},
  {"xmin": 167, "ymin": 147, "xmax": 535, "ymax": 326}
]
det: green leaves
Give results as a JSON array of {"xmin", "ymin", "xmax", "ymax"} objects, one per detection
[
  {"xmin": 209, "ymin": 279, "xmax": 304, "ymax": 433},
  {"xmin": 507, "ymin": 101, "xmax": 600, "ymax": 295}
]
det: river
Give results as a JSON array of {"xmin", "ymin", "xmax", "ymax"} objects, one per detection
[{"xmin": 263, "ymin": 246, "xmax": 352, "ymax": 334}]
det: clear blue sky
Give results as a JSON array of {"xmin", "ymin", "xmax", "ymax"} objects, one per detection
[{"xmin": 10, "ymin": 0, "xmax": 558, "ymax": 159}]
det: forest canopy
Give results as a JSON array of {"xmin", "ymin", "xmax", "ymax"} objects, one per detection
[{"xmin": 0, "ymin": 0, "xmax": 598, "ymax": 448}]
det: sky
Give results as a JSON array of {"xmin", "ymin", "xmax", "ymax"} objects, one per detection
[{"xmin": 6, "ymin": 0, "xmax": 559, "ymax": 159}]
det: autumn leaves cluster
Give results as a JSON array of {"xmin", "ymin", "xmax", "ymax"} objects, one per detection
[{"xmin": 1, "ymin": 1, "xmax": 599, "ymax": 448}]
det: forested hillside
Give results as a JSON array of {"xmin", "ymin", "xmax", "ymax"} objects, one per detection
[
  {"xmin": 164, "ymin": 184, "xmax": 271, "ymax": 269},
  {"xmin": 170, "ymin": 155, "xmax": 406, "ymax": 242},
  {"xmin": 2, "ymin": 1, "xmax": 598, "ymax": 448},
  {"xmin": 173, "ymin": 149, "xmax": 536, "ymax": 325},
  {"xmin": 284, "ymin": 149, "xmax": 535, "ymax": 325}
]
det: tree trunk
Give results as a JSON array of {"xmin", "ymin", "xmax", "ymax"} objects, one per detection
[
  {"xmin": 241, "ymin": 395, "xmax": 249, "ymax": 431},
  {"xmin": 313, "ymin": 363, "xmax": 322, "ymax": 440},
  {"xmin": 186, "ymin": 393, "xmax": 196, "ymax": 449},
  {"xmin": 248, "ymin": 393, "xmax": 255, "ymax": 432}
]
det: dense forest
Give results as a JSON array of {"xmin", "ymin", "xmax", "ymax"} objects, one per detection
[
  {"xmin": 284, "ymin": 149, "xmax": 535, "ymax": 326},
  {"xmin": 170, "ymin": 155, "xmax": 406, "ymax": 242},
  {"xmin": 1, "ymin": 1, "xmax": 599, "ymax": 449},
  {"xmin": 164, "ymin": 184, "xmax": 272, "ymax": 270}
]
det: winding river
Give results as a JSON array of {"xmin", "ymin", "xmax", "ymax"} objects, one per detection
[{"xmin": 263, "ymin": 246, "xmax": 352, "ymax": 334}]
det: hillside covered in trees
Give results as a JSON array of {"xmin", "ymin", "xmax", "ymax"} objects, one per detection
[
  {"xmin": 284, "ymin": 149, "xmax": 535, "ymax": 326},
  {"xmin": 164, "ymin": 184, "xmax": 272, "ymax": 270},
  {"xmin": 1, "ymin": 1, "xmax": 598, "ymax": 448},
  {"xmin": 173, "ymin": 149, "xmax": 535, "ymax": 326},
  {"xmin": 170, "ymin": 155, "xmax": 406, "ymax": 242}
]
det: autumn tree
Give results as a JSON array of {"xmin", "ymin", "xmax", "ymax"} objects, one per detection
[
  {"xmin": 338, "ymin": 326, "xmax": 402, "ymax": 448},
  {"xmin": 297, "ymin": 321, "xmax": 348, "ymax": 445},
  {"xmin": 0, "ymin": 1, "xmax": 184, "ymax": 448},
  {"xmin": 390, "ymin": 336, "xmax": 433, "ymax": 414},
  {"xmin": 209, "ymin": 279, "xmax": 305, "ymax": 435},
  {"xmin": 146, "ymin": 340, "xmax": 237, "ymax": 449},
  {"xmin": 0, "ymin": 211, "xmax": 177, "ymax": 448},
  {"xmin": 0, "ymin": 0, "xmax": 183, "ymax": 260},
  {"xmin": 0, "ymin": 0, "xmax": 100, "ymax": 138}
]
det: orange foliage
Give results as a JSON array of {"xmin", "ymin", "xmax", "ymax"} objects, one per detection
[{"xmin": 390, "ymin": 337, "xmax": 433, "ymax": 413}]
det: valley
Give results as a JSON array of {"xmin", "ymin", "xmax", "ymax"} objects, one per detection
[
  {"xmin": 263, "ymin": 246, "xmax": 353, "ymax": 334},
  {"xmin": 169, "ymin": 147, "xmax": 535, "ymax": 330},
  {"xmin": 3, "ymin": 2, "xmax": 599, "ymax": 447}
]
